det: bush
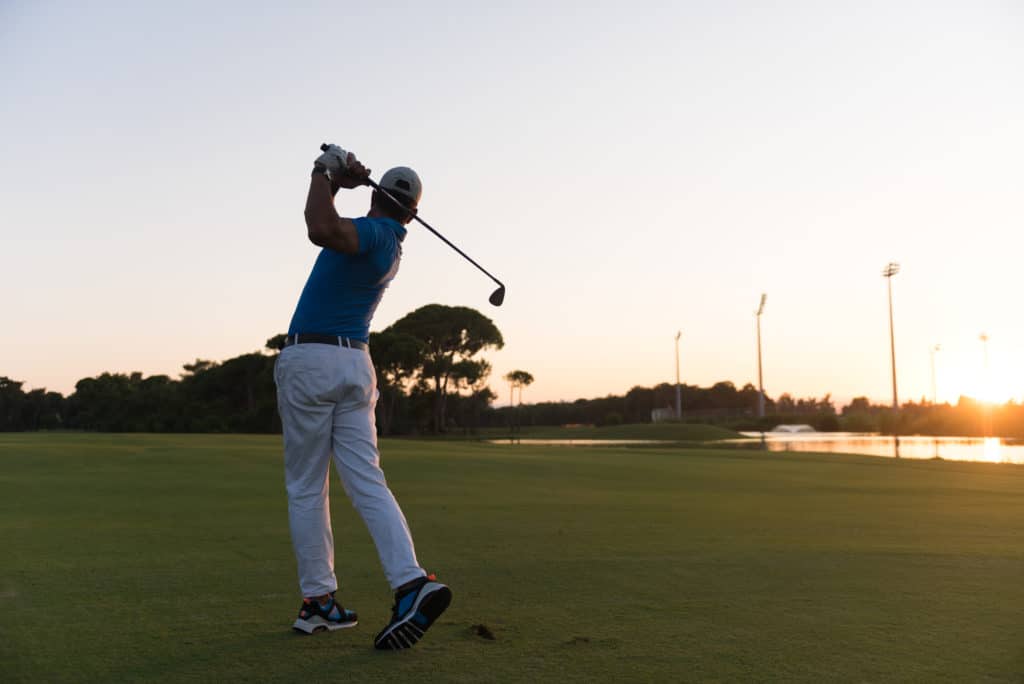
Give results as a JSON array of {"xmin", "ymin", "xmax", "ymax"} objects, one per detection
[{"xmin": 840, "ymin": 412, "xmax": 878, "ymax": 433}]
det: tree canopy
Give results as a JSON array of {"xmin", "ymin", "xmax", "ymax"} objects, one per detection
[
  {"xmin": 505, "ymin": 369, "xmax": 534, "ymax": 407},
  {"xmin": 389, "ymin": 304, "xmax": 504, "ymax": 432}
]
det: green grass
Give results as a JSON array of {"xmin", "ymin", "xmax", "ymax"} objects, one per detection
[
  {"xmin": 2, "ymin": 434, "xmax": 1024, "ymax": 682},
  {"xmin": 471, "ymin": 421, "xmax": 742, "ymax": 441}
]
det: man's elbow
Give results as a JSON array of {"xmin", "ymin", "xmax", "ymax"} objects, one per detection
[
  {"xmin": 307, "ymin": 229, "xmax": 326, "ymax": 247},
  {"xmin": 303, "ymin": 210, "xmax": 358, "ymax": 252},
  {"xmin": 304, "ymin": 213, "xmax": 328, "ymax": 246}
]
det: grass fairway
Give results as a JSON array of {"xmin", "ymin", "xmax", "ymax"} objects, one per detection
[
  {"xmin": 473, "ymin": 422, "xmax": 742, "ymax": 442},
  {"xmin": 2, "ymin": 434, "xmax": 1024, "ymax": 682}
]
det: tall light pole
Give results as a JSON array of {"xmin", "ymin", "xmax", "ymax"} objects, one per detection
[
  {"xmin": 929, "ymin": 344, "xmax": 941, "ymax": 404},
  {"xmin": 756, "ymin": 294, "xmax": 767, "ymax": 418},
  {"xmin": 882, "ymin": 263, "xmax": 900, "ymax": 413},
  {"xmin": 980, "ymin": 332, "xmax": 991, "ymax": 436},
  {"xmin": 674, "ymin": 330, "xmax": 682, "ymax": 420}
]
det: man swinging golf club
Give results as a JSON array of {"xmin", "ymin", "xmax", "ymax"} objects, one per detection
[{"xmin": 274, "ymin": 142, "xmax": 451, "ymax": 650}]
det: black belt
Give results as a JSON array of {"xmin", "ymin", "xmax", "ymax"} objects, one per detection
[{"xmin": 284, "ymin": 334, "xmax": 367, "ymax": 350}]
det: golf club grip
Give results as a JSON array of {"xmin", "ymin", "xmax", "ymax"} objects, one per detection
[{"xmin": 317, "ymin": 144, "xmax": 505, "ymax": 290}]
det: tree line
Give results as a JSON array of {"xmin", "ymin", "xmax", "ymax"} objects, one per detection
[
  {"xmin": 485, "ymin": 384, "xmax": 1024, "ymax": 438},
  {"xmin": 838, "ymin": 396, "xmax": 1022, "ymax": 437},
  {"xmin": 0, "ymin": 304, "xmax": 503, "ymax": 435},
  {"xmin": 2, "ymin": 302, "xmax": 1022, "ymax": 437},
  {"xmin": 483, "ymin": 381, "xmax": 841, "ymax": 432}
]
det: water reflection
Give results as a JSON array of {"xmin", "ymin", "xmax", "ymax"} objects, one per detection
[
  {"xmin": 982, "ymin": 437, "xmax": 1002, "ymax": 463},
  {"xmin": 734, "ymin": 432, "xmax": 1024, "ymax": 464},
  {"xmin": 488, "ymin": 434, "xmax": 1024, "ymax": 464}
]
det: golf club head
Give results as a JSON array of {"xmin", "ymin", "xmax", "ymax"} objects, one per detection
[{"xmin": 489, "ymin": 286, "xmax": 505, "ymax": 307}]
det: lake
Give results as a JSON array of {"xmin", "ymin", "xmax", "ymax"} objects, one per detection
[
  {"xmin": 731, "ymin": 432, "xmax": 1024, "ymax": 464},
  {"xmin": 489, "ymin": 433, "xmax": 1024, "ymax": 464}
]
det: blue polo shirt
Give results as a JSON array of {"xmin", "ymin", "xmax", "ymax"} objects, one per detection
[{"xmin": 287, "ymin": 217, "xmax": 407, "ymax": 343}]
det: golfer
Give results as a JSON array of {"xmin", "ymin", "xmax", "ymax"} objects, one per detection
[{"xmin": 274, "ymin": 143, "xmax": 451, "ymax": 650}]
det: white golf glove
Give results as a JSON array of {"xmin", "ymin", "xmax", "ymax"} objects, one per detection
[{"xmin": 314, "ymin": 144, "xmax": 354, "ymax": 173}]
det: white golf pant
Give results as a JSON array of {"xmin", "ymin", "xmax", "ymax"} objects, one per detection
[{"xmin": 274, "ymin": 342, "xmax": 424, "ymax": 596}]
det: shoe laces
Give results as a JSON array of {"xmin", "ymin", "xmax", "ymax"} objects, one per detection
[
  {"xmin": 301, "ymin": 594, "xmax": 336, "ymax": 619},
  {"xmin": 389, "ymin": 574, "xmax": 436, "ymax": 619}
]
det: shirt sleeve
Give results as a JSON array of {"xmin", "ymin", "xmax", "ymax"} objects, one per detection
[{"xmin": 353, "ymin": 217, "xmax": 383, "ymax": 255}]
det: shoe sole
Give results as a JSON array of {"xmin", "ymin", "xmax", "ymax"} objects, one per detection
[
  {"xmin": 374, "ymin": 582, "xmax": 452, "ymax": 650},
  {"xmin": 293, "ymin": 616, "xmax": 359, "ymax": 634}
]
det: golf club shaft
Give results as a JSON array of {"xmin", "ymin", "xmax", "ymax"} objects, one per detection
[
  {"xmin": 318, "ymin": 144, "xmax": 504, "ymax": 292},
  {"xmin": 364, "ymin": 178, "xmax": 505, "ymax": 291}
]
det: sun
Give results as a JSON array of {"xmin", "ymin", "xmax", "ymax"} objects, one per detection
[
  {"xmin": 979, "ymin": 378, "xmax": 1017, "ymax": 405},
  {"xmin": 950, "ymin": 374, "xmax": 1016, "ymax": 405},
  {"xmin": 933, "ymin": 340, "xmax": 1022, "ymax": 406}
]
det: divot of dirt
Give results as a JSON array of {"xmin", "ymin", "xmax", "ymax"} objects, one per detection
[
  {"xmin": 565, "ymin": 636, "xmax": 590, "ymax": 645},
  {"xmin": 471, "ymin": 623, "xmax": 496, "ymax": 640}
]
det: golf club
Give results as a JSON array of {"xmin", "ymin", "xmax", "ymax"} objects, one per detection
[{"xmin": 320, "ymin": 144, "xmax": 506, "ymax": 307}]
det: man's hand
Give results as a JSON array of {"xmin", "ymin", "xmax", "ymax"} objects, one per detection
[
  {"xmin": 314, "ymin": 143, "xmax": 371, "ymax": 190},
  {"xmin": 314, "ymin": 143, "xmax": 348, "ymax": 172},
  {"xmin": 332, "ymin": 153, "xmax": 370, "ymax": 190}
]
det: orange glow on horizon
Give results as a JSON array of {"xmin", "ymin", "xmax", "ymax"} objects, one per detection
[{"xmin": 930, "ymin": 338, "xmax": 1022, "ymax": 407}]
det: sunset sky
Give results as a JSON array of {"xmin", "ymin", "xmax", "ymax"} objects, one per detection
[{"xmin": 3, "ymin": 1, "xmax": 1022, "ymax": 407}]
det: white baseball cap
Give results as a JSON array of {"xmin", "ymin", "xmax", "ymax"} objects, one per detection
[{"xmin": 379, "ymin": 166, "xmax": 422, "ymax": 207}]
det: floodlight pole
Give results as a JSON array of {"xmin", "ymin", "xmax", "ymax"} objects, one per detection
[
  {"xmin": 882, "ymin": 263, "xmax": 900, "ymax": 413},
  {"xmin": 674, "ymin": 331, "xmax": 682, "ymax": 420},
  {"xmin": 930, "ymin": 344, "xmax": 941, "ymax": 404},
  {"xmin": 980, "ymin": 332, "xmax": 991, "ymax": 436},
  {"xmin": 756, "ymin": 294, "xmax": 767, "ymax": 418}
]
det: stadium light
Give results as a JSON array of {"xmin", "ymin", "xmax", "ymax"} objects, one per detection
[
  {"xmin": 674, "ymin": 330, "xmax": 682, "ymax": 420},
  {"xmin": 756, "ymin": 294, "xmax": 767, "ymax": 418},
  {"xmin": 980, "ymin": 332, "xmax": 991, "ymax": 436},
  {"xmin": 882, "ymin": 263, "xmax": 900, "ymax": 412}
]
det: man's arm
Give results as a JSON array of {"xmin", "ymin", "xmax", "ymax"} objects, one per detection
[{"xmin": 303, "ymin": 151, "xmax": 371, "ymax": 254}]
